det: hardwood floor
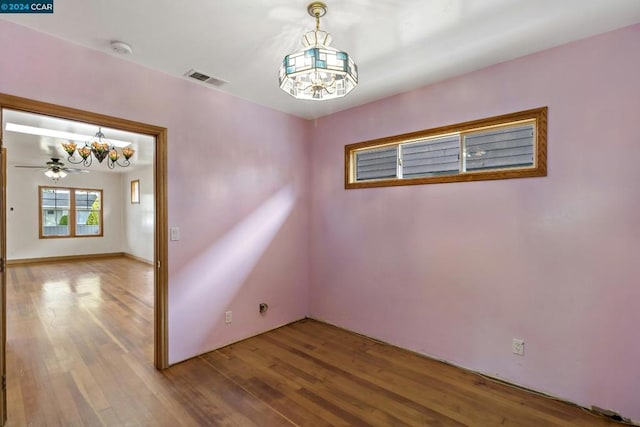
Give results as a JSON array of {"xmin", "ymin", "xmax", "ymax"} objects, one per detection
[{"xmin": 5, "ymin": 258, "xmax": 623, "ymax": 426}]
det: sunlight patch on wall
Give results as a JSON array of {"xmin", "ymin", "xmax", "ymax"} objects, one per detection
[{"xmin": 170, "ymin": 184, "xmax": 297, "ymax": 359}]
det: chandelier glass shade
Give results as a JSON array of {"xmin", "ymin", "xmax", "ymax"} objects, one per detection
[
  {"xmin": 279, "ymin": 2, "xmax": 358, "ymax": 100},
  {"xmin": 61, "ymin": 128, "xmax": 134, "ymax": 169}
]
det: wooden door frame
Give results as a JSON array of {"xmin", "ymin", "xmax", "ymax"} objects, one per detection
[
  {"xmin": 0, "ymin": 93, "xmax": 169, "ymax": 370},
  {"xmin": 0, "ymin": 147, "xmax": 6, "ymax": 425}
]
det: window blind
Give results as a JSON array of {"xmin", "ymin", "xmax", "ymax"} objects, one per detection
[
  {"xmin": 464, "ymin": 124, "xmax": 534, "ymax": 171},
  {"xmin": 355, "ymin": 146, "xmax": 398, "ymax": 181},
  {"xmin": 401, "ymin": 135, "xmax": 460, "ymax": 178}
]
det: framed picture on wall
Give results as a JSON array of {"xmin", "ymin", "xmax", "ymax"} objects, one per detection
[{"xmin": 131, "ymin": 179, "xmax": 140, "ymax": 204}]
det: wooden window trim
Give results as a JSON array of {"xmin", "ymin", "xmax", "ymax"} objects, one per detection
[
  {"xmin": 345, "ymin": 107, "xmax": 547, "ymax": 189},
  {"xmin": 39, "ymin": 186, "xmax": 104, "ymax": 239}
]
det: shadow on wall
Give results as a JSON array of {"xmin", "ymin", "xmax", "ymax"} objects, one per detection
[{"xmin": 171, "ymin": 184, "xmax": 297, "ymax": 354}]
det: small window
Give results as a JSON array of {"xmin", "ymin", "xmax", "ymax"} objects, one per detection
[
  {"xmin": 345, "ymin": 107, "xmax": 547, "ymax": 188},
  {"xmin": 39, "ymin": 187, "xmax": 103, "ymax": 238}
]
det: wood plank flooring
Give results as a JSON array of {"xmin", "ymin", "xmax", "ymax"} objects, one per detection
[{"xmin": 6, "ymin": 258, "xmax": 623, "ymax": 426}]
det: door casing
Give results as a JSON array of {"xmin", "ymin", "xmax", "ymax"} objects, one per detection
[
  {"xmin": 0, "ymin": 147, "xmax": 6, "ymax": 425},
  {"xmin": 0, "ymin": 93, "xmax": 169, "ymax": 373}
]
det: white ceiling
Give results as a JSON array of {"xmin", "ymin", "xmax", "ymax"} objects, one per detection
[
  {"xmin": 2, "ymin": 0, "xmax": 640, "ymax": 120},
  {"xmin": 2, "ymin": 109, "xmax": 154, "ymax": 173}
]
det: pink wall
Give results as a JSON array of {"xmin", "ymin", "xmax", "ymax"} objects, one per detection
[
  {"xmin": 2, "ymin": 17, "xmax": 639, "ymax": 420},
  {"xmin": 0, "ymin": 20, "xmax": 310, "ymax": 363},
  {"xmin": 309, "ymin": 24, "xmax": 640, "ymax": 420}
]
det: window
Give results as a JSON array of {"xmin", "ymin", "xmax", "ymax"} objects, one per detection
[
  {"xmin": 345, "ymin": 107, "xmax": 547, "ymax": 188},
  {"xmin": 131, "ymin": 179, "xmax": 140, "ymax": 204},
  {"xmin": 39, "ymin": 187, "xmax": 103, "ymax": 238}
]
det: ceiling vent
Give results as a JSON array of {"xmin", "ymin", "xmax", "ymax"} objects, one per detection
[{"xmin": 184, "ymin": 69, "xmax": 228, "ymax": 87}]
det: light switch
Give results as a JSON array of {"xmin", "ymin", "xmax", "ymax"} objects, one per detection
[{"xmin": 170, "ymin": 227, "xmax": 180, "ymax": 241}]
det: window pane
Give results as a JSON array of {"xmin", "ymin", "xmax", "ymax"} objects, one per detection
[
  {"xmin": 41, "ymin": 188, "xmax": 70, "ymax": 208},
  {"xmin": 42, "ymin": 209, "xmax": 69, "ymax": 236},
  {"xmin": 41, "ymin": 189, "xmax": 56, "ymax": 208},
  {"xmin": 401, "ymin": 134, "xmax": 460, "ymax": 178},
  {"xmin": 355, "ymin": 146, "xmax": 398, "ymax": 181},
  {"xmin": 76, "ymin": 191, "xmax": 101, "ymax": 236},
  {"xmin": 75, "ymin": 190, "xmax": 90, "ymax": 208},
  {"xmin": 463, "ymin": 124, "xmax": 534, "ymax": 171}
]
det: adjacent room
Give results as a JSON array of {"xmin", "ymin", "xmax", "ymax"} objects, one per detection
[
  {"xmin": 0, "ymin": 0, "xmax": 639, "ymax": 425},
  {"xmin": 3, "ymin": 109, "xmax": 155, "ymax": 265}
]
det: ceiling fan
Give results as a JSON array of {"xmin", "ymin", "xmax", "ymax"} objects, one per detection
[{"xmin": 14, "ymin": 158, "xmax": 89, "ymax": 180}]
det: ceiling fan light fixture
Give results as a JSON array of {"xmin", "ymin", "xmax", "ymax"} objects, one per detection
[
  {"xmin": 15, "ymin": 157, "xmax": 90, "ymax": 180},
  {"xmin": 45, "ymin": 169, "xmax": 67, "ymax": 181},
  {"xmin": 279, "ymin": 2, "xmax": 358, "ymax": 101}
]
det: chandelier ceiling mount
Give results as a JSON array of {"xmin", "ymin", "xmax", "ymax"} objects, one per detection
[{"xmin": 307, "ymin": 2, "xmax": 327, "ymax": 20}]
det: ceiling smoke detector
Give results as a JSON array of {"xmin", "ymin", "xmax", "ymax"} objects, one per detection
[
  {"xmin": 110, "ymin": 41, "xmax": 133, "ymax": 55},
  {"xmin": 184, "ymin": 69, "xmax": 228, "ymax": 87}
]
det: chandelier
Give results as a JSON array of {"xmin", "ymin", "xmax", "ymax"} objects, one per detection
[
  {"xmin": 61, "ymin": 128, "xmax": 134, "ymax": 169},
  {"xmin": 279, "ymin": 2, "xmax": 358, "ymax": 100}
]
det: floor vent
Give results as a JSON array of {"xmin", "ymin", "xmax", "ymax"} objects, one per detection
[{"xmin": 184, "ymin": 69, "xmax": 228, "ymax": 87}]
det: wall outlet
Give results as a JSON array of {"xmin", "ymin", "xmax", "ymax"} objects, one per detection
[
  {"xmin": 225, "ymin": 310, "xmax": 232, "ymax": 324},
  {"xmin": 512, "ymin": 338, "xmax": 525, "ymax": 356}
]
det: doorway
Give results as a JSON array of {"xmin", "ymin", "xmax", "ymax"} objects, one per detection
[{"xmin": 0, "ymin": 92, "xmax": 168, "ymax": 423}]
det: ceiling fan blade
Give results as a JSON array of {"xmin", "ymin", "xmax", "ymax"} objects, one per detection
[{"xmin": 15, "ymin": 158, "xmax": 90, "ymax": 175}]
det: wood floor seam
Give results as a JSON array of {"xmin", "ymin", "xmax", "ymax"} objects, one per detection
[{"xmin": 199, "ymin": 352, "xmax": 300, "ymax": 427}]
